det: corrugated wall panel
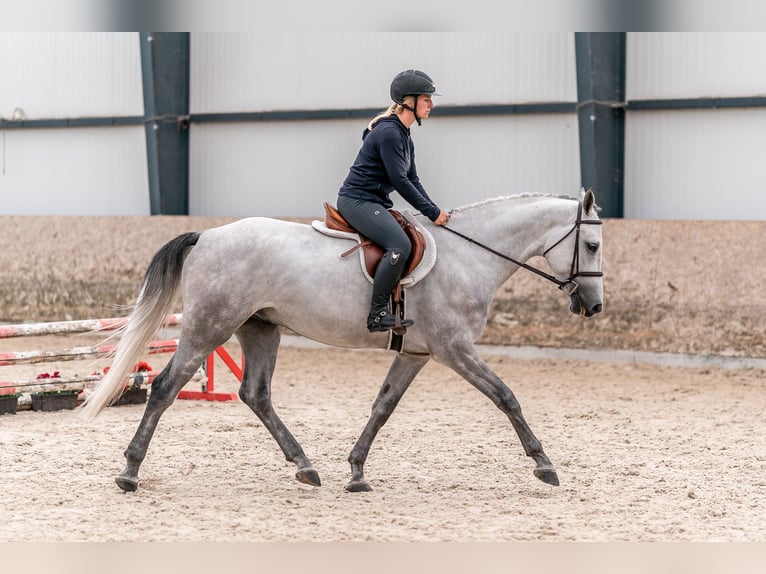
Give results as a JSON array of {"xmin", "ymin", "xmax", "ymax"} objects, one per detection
[
  {"xmin": 190, "ymin": 32, "xmax": 577, "ymax": 112},
  {"xmin": 0, "ymin": 127, "xmax": 150, "ymax": 216},
  {"xmin": 0, "ymin": 32, "xmax": 148, "ymax": 216},
  {"xmin": 625, "ymin": 109, "xmax": 766, "ymax": 220},
  {"xmin": 189, "ymin": 113, "xmax": 579, "ymax": 217},
  {"xmin": 627, "ymin": 32, "xmax": 766, "ymax": 99},
  {"xmin": 625, "ymin": 33, "xmax": 766, "ymax": 221},
  {"xmin": 0, "ymin": 32, "xmax": 143, "ymax": 119},
  {"xmin": 189, "ymin": 32, "xmax": 579, "ymax": 218}
]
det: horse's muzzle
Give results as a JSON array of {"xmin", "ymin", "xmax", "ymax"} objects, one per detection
[
  {"xmin": 586, "ymin": 302, "xmax": 603, "ymax": 317},
  {"xmin": 569, "ymin": 294, "xmax": 603, "ymax": 317}
]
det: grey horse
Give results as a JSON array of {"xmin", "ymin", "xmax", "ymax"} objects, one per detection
[{"xmin": 80, "ymin": 189, "xmax": 603, "ymax": 492}]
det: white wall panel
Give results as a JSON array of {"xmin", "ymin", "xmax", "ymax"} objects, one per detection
[
  {"xmin": 402, "ymin": 113, "xmax": 581, "ymax": 210},
  {"xmin": 189, "ymin": 121, "xmax": 359, "ymax": 218},
  {"xmin": 190, "ymin": 32, "xmax": 576, "ymax": 112},
  {"xmin": 0, "ymin": 32, "xmax": 143, "ymax": 119},
  {"xmin": 625, "ymin": 109, "xmax": 766, "ymax": 220},
  {"xmin": 627, "ymin": 32, "xmax": 766, "ymax": 100},
  {"xmin": 189, "ymin": 113, "xmax": 580, "ymax": 218},
  {"xmin": 0, "ymin": 127, "xmax": 149, "ymax": 215}
]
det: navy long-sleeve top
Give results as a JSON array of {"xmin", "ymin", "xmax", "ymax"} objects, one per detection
[{"xmin": 338, "ymin": 115, "xmax": 442, "ymax": 222}]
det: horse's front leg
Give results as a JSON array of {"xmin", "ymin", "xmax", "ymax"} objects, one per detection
[
  {"xmin": 436, "ymin": 343, "xmax": 559, "ymax": 486},
  {"xmin": 346, "ymin": 353, "xmax": 430, "ymax": 492}
]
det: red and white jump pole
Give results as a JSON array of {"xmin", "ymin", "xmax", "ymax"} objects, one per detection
[
  {"xmin": 0, "ymin": 371, "xmax": 160, "ymax": 394},
  {"xmin": 0, "ymin": 313, "xmax": 182, "ymax": 339},
  {"xmin": 0, "ymin": 339, "xmax": 179, "ymax": 366},
  {"xmin": 0, "ymin": 314, "xmax": 239, "ymax": 402}
]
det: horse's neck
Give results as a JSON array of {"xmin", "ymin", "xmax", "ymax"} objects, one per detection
[{"xmin": 458, "ymin": 197, "xmax": 571, "ymax": 261}]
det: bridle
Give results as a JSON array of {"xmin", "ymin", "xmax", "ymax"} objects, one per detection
[{"xmin": 443, "ymin": 197, "xmax": 603, "ymax": 297}]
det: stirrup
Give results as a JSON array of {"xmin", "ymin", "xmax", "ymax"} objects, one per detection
[{"xmin": 367, "ymin": 310, "xmax": 414, "ymax": 333}]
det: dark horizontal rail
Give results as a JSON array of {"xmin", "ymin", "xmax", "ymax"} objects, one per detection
[
  {"xmin": 2, "ymin": 96, "xmax": 765, "ymax": 130},
  {"xmin": 0, "ymin": 116, "xmax": 144, "ymax": 129},
  {"xmin": 191, "ymin": 109, "xmax": 380, "ymax": 122},
  {"xmin": 626, "ymin": 96, "xmax": 766, "ymax": 110},
  {"xmin": 190, "ymin": 102, "xmax": 577, "ymax": 123}
]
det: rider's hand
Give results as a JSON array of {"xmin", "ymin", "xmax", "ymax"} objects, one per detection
[{"xmin": 434, "ymin": 210, "xmax": 450, "ymax": 226}]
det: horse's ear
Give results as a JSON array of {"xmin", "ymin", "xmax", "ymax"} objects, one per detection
[{"xmin": 583, "ymin": 187, "xmax": 595, "ymax": 214}]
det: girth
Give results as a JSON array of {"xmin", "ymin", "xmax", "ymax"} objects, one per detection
[{"xmin": 323, "ymin": 202, "xmax": 426, "ymax": 278}]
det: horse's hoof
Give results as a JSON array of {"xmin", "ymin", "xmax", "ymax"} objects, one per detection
[
  {"xmin": 534, "ymin": 467, "xmax": 560, "ymax": 486},
  {"xmin": 345, "ymin": 480, "xmax": 373, "ymax": 493},
  {"xmin": 296, "ymin": 468, "xmax": 321, "ymax": 487},
  {"xmin": 115, "ymin": 474, "xmax": 139, "ymax": 492}
]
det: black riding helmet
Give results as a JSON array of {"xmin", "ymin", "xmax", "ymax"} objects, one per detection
[{"xmin": 390, "ymin": 69, "xmax": 442, "ymax": 126}]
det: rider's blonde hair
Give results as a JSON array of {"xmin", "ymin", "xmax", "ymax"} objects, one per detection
[{"xmin": 367, "ymin": 96, "xmax": 416, "ymax": 131}]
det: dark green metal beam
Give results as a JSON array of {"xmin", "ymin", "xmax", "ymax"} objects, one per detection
[
  {"xmin": 575, "ymin": 32, "xmax": 626, "ymax": 218},
  {"xmin": 140, "ymin": 32, "xmax": 190, "ymax": 215}
]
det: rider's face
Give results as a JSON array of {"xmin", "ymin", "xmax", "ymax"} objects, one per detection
[{"xmin": 417, "ymin": 94, "xmax": 434, "ymax": 119}]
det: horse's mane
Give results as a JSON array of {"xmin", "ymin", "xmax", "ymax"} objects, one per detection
[{"xmin": 451, "ymin": 192, "xmax": 578, "ymax": 214}]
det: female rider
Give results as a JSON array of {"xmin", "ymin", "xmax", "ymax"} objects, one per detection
[{"xmin": 337, "ymin": 69, "xmax": 451, "ymax": 332}]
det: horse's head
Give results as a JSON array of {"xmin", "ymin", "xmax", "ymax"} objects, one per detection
[{"xmin": 542, "ymin": 188, "xmax": 604, "ymax": 318}]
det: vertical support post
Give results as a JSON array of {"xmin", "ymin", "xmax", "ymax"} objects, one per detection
[
  {"xmin": 204, "ymin": 353, "xmax": 214, "ymax": 393},
  {"xmin": 140, "ymin": 32, "xmax": 190, "ymax": 215},
  {"xmin": 575, "ymin": 32, "xmax": 626, "ymax": 218}
]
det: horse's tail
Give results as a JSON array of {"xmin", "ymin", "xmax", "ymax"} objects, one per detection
[{"xmin": 79, "ymin": 232, "xmax": 200, "ymax": 419}]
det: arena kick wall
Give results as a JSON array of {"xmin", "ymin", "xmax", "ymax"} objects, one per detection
[{"xmin": 1, "ymin": 215, "xmax": 763, "ymax": 359}]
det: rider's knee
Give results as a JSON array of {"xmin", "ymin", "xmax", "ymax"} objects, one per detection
[{"xmin": 388, "ymin": 246, "xmax": 410, "ymax": 267}]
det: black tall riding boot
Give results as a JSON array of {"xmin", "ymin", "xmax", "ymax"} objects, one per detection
[{"xmin": 367, "ymin": 249, "xmax": 414, "ymax": 332}]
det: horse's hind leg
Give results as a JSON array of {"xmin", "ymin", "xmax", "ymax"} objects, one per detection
[
  {"xmin": 116, "ymin": 350, "xmax": 208, "ymax": 491},
  {"xmin": 435, "ymin": 343, "xmax": 559, "ymax": 487},
  {"xmin": 346, "ymin": 353, "xmax": 430, "ymax": 492},
  {"xmin": 236, "ymin": 318, "xmax": 320, "ymax": 487}
]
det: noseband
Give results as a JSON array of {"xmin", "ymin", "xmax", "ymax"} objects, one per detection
[{"xmin": 443, "ymin": 197, "xmax": 603, "ymax": 295}]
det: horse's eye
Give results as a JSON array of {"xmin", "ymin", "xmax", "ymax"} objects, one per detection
[{"xmin": 586, "ymin": 242, "xmax": 599, "ymax": 253}]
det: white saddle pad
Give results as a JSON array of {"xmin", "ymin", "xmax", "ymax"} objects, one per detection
[{"xmin": 311, "ymin": 210, "xmax": 437, "ymax": 287}]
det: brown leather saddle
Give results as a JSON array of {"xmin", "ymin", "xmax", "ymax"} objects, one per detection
[{"xmin": 323, "ymin": 202, "xmax": 426, "ymax": 278}]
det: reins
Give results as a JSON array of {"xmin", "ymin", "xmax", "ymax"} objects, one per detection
[
  {"xmin": 442, "ymin": 225, "xmax": 564, "ymax": 286},
  {"xmin": 442, "ymin": 198, "xmax": 603, "ymax": 295}
]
